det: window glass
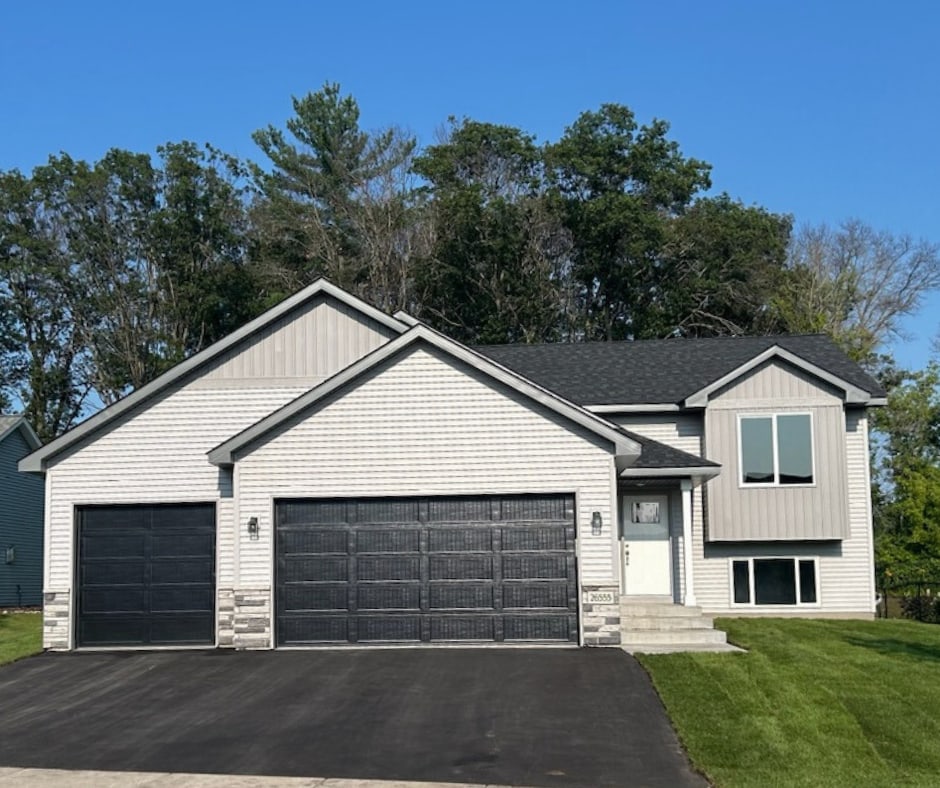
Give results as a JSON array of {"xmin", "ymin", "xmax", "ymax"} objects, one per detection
[
  {"xmin": 777, "ymin": 414, "xmax": 813, "ymax": 484},
  {"xmin": 753, "ymin": 559, "xmax": 797, "ymax": 604},
  {"xmin": 799, "ymin": 560, "xmax": 817, "ymax": 603},
  {"xmin": 741, "ymin": 417, "xmax": 774, "ymax": 484},
  {"xmin": 732, "ymin": 561, "xmax": 751, "ymax": 603}
]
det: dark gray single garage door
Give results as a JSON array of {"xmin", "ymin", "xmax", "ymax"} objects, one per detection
[
  {"xmin": 275, "ymin": 494, "xmax": 578, "ymax": 645},
  {"xmin": 77, "ymin": 504, "xmax": 216, "ymax": 647}
]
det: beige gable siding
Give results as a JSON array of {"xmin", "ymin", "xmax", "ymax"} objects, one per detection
[
  {"xmin": 705, "ymin": 359, "xmax": 850, "ymax": 540},
  {"xmin": 234, "ymin": 347, "xmax": 617, "ymax": 593},
  {"xmin": 197, "ymin": 295, "xmax": 398, "ymax": 386}
]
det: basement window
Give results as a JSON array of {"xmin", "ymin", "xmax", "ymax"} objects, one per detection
[
  {"xmin": 739, "ymin": 413, "xmax": 814, "ymax": 486},
  {"xmin": 731, "ymin": 558, "xmax": 819, "ymax": 606}
]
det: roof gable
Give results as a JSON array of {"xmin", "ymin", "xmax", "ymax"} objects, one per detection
[
  {"xmin": 0, "ymin": 417, "xmax": 41, "ymax": 452},
  {"xmin": 20, "ymin": 280, "xmax": 408, "ymax": 473},
  {"xmin": 209, "ymin": 324, "xmax": 642, "ymax": 466}
]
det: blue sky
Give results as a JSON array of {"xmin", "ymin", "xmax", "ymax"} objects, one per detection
[{"xmin": 2, "ymin": 1, "xmax": 938, "ymax": 368}]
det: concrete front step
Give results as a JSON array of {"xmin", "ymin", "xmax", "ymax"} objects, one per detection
[
  {"xmin": 620, "ymin": 602, "xmax": 705, "ymax": 618},
  {"xmin": 624, "ymin": 642, "xmax": 745, "ymax": 655},
  {"xmin": 620, "ymin": 627, "xmax": 728, "ymax": 646},
  {"xmin": 624, "ymin": 615, "xmax": 715, "ymax": 630}
]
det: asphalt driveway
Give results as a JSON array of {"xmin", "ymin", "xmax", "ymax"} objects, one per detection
[{"xmin": 0, "ymin": 648, "xmax": 704, "ymax": 788}]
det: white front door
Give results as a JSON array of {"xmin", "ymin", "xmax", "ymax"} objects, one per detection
[{"xmin": 622, "ymin": 494, "xmax": 672, "ymax": 596}]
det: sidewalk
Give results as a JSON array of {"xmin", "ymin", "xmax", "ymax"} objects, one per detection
[{"xmin": 0, "ymin": 769, "xmax": 521, "ymax": 787}]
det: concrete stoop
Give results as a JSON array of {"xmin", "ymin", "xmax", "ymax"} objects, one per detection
[{"xmin": 619, "ymin": 597, "xmax": 743, "ymax": 654}]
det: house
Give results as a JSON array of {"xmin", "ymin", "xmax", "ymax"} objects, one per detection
[
  {"xmin": 19, "ymin": 280, "xmax": 885, "ymax": 651},
  {"xmin": 0, "ymin": 416, "xmax": 44, "ymax": 607}
]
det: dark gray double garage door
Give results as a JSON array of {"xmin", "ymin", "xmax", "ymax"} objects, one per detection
[
  {"xmin": 276, "ymin": 494, "xmax": 579, "ymax": 645},
  {"xmin": 76, "ymin": 494, "xmax": 578, "ymax": 648}
]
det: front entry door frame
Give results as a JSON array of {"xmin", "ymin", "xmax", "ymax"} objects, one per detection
[{"xmin": 621, "ymin": 492, "xmax": 673, "ymax": 598}]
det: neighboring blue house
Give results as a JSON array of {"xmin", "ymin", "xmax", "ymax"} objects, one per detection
[{"xmin": 0, "ymin": 416, "xmax": 43, "ymax": 607}]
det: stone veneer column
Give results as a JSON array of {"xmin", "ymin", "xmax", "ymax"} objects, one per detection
[
  {"xmin": 217, "ymin": 589, "xmax": 235, "ymax": 647},
  {"xmin": 581, "ymin": 585, "xmax": 621, "ymax": 646},
  {"xmin": 42, "ymin": 591, "xmax": 71, "ymax": 650},
  {"xmin": 232, "ymin": 588, "xmax": 272, "ymax": 649}
]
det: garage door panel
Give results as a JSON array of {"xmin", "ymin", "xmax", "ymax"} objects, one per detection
[
  {"xmin": 279, "ymin": 529, "xmax": 349, "ymax": 554},
  {"xmin": 151, "ymin": 584, "xmax": 214, "ymax": 612},
  {"xmin": 359, "ymin": 615, "xmax": 421, "ymax": 641},
  {"xmin": 429, "ymin": 583, "xmax": 494, "ymax": 610},
  {"xmin": 504, "ymin": 616, "xmax": 570, "ymax": 641},
  {"xmin": 430, "ymin": 616, "xmax": 495, "ymax": 640},
  {"xmin": 357, "ymin": 583, "xmax": 421, "ymax": 610},
  {"xmin": 81, "ymin": 587, "xmax": 146, "ymax": 613},
  {"xmin": 82, "ymin": 534, "xmax": 146, "ymax": 559},
  {"xmin": 280, "ymin": 615, "xmax": 349, "ymax": 643},
  {"xmin": 358, "ymin": 555, "xmax": 421, "ymax": 581},
  {"xmin": 77, "ymin": 504, "xmax": 215, "ymax": 647},
  {"xmin": 80, "ymin": 618, "xmax": 149, "ymax": 646},
  {"xmin": 429, "ymin": 554, "xmax": 494, "ymax": 580},
  {"xmin": 81, "ymin": 560, "xmax": 147, "ymax": 585},
  {"xmin": 282, "ymin": 585, "xmax": 349, "ymax": 611},
  {"xmin": 428, "ymin": 498, "xmax": 493, "ymax": 522},
  {"xmin": 356, "ymin": 528, "xmax": 420, "ymax": 553},
  {"xmin": 429, "ymin": 529, "xmax": 492, "ymax": 552},
  {"xmin": 282, "ymin": 556, "xmax": 348, "ymax": 582},
  {"xmin": 501, "ymin": 526, "xmax": 569, "ymax": 551},
  {"xmin": 503, "ymin": 582, "xmax": 569, "ymax": 609},
  {"xmin": 503, "ymin": 555, "xmax": 569, "ymax": 579},
  {"xmin": 152, "ymin": 532, "xmax": 214, "ymax": 558},
  {"xmin": 275, "ymin": 494, "xmax": 578, "ymax": 646}
]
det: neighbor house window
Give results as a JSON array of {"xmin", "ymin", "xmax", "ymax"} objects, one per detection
[
  {"xmin": 731, "ymin": 558, "xmax": 818, "ymax": 606},
  {"xmin": 739, "ymin": 413, "xmax": 814, "ymax": 485}
]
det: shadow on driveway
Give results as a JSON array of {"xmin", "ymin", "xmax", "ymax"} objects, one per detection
[{"xmin": 0, "ymin": 648, "xmax": 705, "ymax": 787}]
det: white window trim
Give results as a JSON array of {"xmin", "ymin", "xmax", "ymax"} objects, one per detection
[
  {"xmin": 728, "ymin": 556, "xmax": 821, "ymax": 608},
  {"xmin": 737, "ymin": 411, "xmax": 816, "ymax": 489}
]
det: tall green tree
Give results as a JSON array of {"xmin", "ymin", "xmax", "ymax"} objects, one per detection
[
  {"xmin": 251, "ymin": 83, "xmax": 424, "ymax": 310},
  {"xmin": 0, "ymin": 164, "xmax": 91, "ymax": 439},
  {"xmin": 545, "ymin": 105, "xmax": 713, "ymax": 340},
  {"xmin": 413, "ymin": 119, "xmax": 569, "ymax": 343},
  {"xmin": 872, "ymin": 364, "xmax": 940, "ymax": 585}
]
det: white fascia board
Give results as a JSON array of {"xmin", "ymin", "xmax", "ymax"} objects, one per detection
[
  {"xmin": 209, "ymin": 324, "xmax": 640, "ymax": 466},
  {"xmin": 619, "ymin": 465, "xmax": 721, "ymax": 479},
  {"xmin": 683, "ymin": 346, "xmax": 873, "ymax": 408},
  {"xmin": 19, "ymin": 279, "xmax": 410, "ymax": 473},
  {"xmin": 392, "ymin": 310, "xmax": 420, "ymax": 326},
  {"xmin": 587, "ymin": 403, "xmax": 681, "ymax": 414}
]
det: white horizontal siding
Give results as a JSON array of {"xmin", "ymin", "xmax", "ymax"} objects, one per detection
[
  {"xmin": 235, "ymin": 347, "xmax": 617, "ymax": 590},
  {"xmin": 46, "ymin": 385, "xmax": 309, "ymax": 591}
]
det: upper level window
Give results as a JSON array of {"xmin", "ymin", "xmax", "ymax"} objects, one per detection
[{"xmin": 739, "ymin": 413, "xmax": 814, "ymax": 486}]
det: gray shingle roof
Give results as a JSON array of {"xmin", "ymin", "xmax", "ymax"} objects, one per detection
[
  {"xmin": 475, "ymin": 334, "xmax": 885, "ymax": 406},
  {"xmin": 0, "ymin": 416, "xmax": 21, "ymax": 433},
  {"xmin": 620, "ymin": 428, "xmax": 719, "ymax": 469}
]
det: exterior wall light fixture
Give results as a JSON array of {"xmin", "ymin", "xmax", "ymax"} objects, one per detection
[
  {"xmin": 591, "ymin": 512, "xmax": 603, "ymax": 536},
  {"xmin": 247, "ymin": 517, "xmax": 259, "ymax": 541}
]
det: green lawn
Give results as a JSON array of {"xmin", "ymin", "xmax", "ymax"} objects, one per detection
[
  {"xmin": 638, "ymin": 618, "xmax": 940, "ymax": 788},
  {"xmin": 0, "ymin": 612, "xmax": 42, "ymax": 666}
]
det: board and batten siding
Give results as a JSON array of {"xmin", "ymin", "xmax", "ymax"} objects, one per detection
[
  {"xmin": 705, "ymin": 359, "xmax": 850, "ymax": 541},
  {"xmin": 0, "ymin": 428, "xmax": 44, "ymax": 606},
  {"xmin": 196, "ymin": 294, "xmax": 397, "ymax": 387},
  {"xmin": 610, "ymin": 403, "xmax": 874, "ymax": 616},
  {"xmin": 234, "ymin": 346, "xmax": 618, "ymax": 596},
  {"xmin": 41, "ymin": 294, "xmax": 399, "ymax": 646}
]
